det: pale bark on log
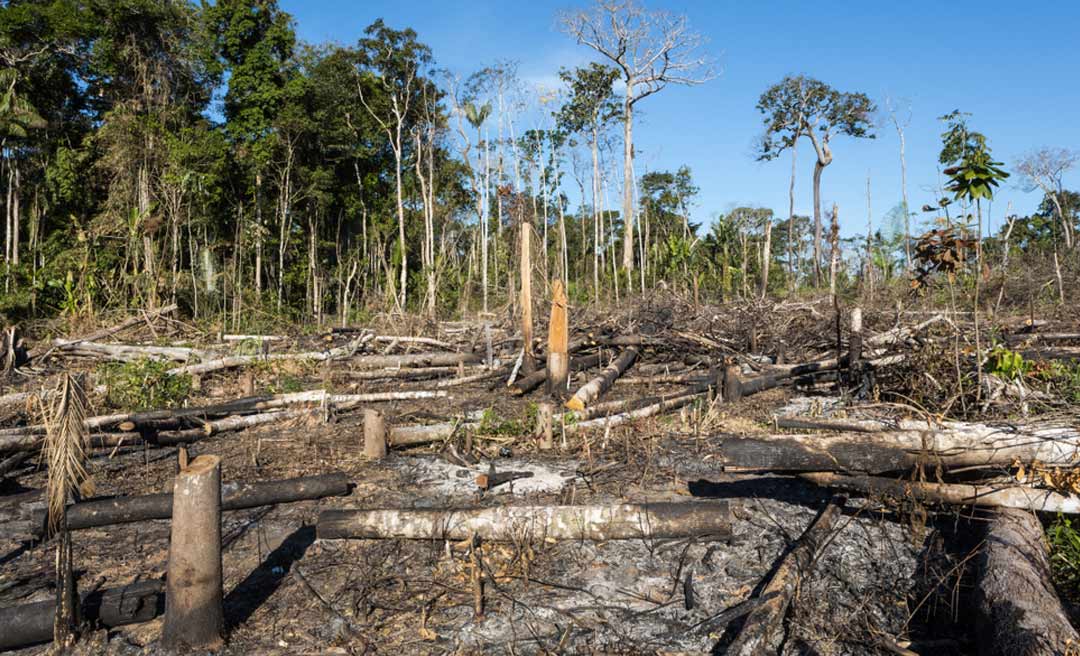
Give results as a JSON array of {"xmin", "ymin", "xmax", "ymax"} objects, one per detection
[
  {"xmin": 801, "ymin": 472, "xmax": 1080, "ymax": 513},
  {"xmin": 318, "ymin": 501, "xmax": 731, "ymax": 541},
  {"xmin": 727, "ymin": 497, "xmax": 845, "ymax": 655},
  {"xmin": 330, "ymin": 365, "xmax": 483, "ymax": 381},
  {"xmin": 565, "ymin": 347, "xmax": 638, "ymax": 411},
  {"xmin": 388, "ymin": 421, "xmax": 475, "ymax": 447},
  {"xmin": 0, "ymin": 580, "xmax": 164, "ymax": 650},
  {"xmin": 0, "ymin": 384, "xmax": 107, "ymax": 409},
  {"xmin": 28, "ymin": 472, "xmax": 349, "ymax": 536},
  {"xmin": 725, "ymin": 420, "xmax": 1080, "ymax": 473},
  {"xmin": 974, "ymin": 508, "xmax": 1080, "ymax": 656},
  {"xmin": 566, "ymin": 391, "xmax": 705, "ymax": 433},
  {"xmin": 57, "ymin": 342, "xmax": 205, "ymax": 363},
  {"xmin": 163, "ymin": 455, "xmax": 224, "ymax": 651}
]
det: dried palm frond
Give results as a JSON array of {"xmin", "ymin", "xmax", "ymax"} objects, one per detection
[{"xmin": 43, "ymin": 373, "xmax": 93, "ymax": 539}]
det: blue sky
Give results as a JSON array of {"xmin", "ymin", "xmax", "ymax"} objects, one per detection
[{"xmin": 281, "ymin": 0, "xmax": 1080, "ymax": 238}]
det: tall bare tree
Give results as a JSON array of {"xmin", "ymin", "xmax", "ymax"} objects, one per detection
[
  {"xmin": 560, "ymin": 0, "xmax": 714, "ymax": 275},
  {"xmin": 883, "ymin": 95, "xmax": 913, "ymax": 269},
  {"xmin": 1016, "ymin": 147, "xmax": 1078, "ymax": 250}
]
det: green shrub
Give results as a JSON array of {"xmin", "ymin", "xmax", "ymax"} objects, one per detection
[
  {"xmin": 1048, "ymin": 514, "xmax": 1080, "ymax": 604},
  {"xmin": 99, "ymin": 357, "xmax": 192, "ymax": 410}
]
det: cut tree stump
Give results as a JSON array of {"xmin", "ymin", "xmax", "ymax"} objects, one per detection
[
  {"xmin": 546, "ymin": 280, "xmax": 569, "ymax": 396},
  {"xmin": 364, "ymin": 409, "xmax": 387, "ymax": 460},
  {"xmin": 726, "ymin": 496, "xmax": 846, "ymax": 655},
  {"xmin": 318, "ymin": 501, "xmax": 731, "ymax": 542},
  {"xmin": 974, "ymin": 508, "xmax": 1080, "ymax": 656},
  {"xmin": 162, "ymin": 455, "xmax": 224, "ymax": 651}
]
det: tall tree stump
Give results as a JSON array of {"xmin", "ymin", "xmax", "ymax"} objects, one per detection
[
  {"xmin": 162, "ymin": 455, "xmax": 223, "ymax": 651},
  {"xmin": 546, "ymin": 280, "xmax": 569, "ymax": 397},
  {"xmin": 363, "ymin": 409, "xmax": 387, "ymax": 460}
]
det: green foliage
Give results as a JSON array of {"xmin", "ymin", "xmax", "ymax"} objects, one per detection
[
  {"xmin": 1047, "ymin": 515, "xmax": 1080, "ymax": 604},
  {"xmin": 756, "ymin": 74, "xmax": 876, "ymax": 160},
  {"xmin": 99, "ymin": 358, "xmax": 192, "ymax": 411},
  {"xmin": 939, "ymin": 110, "xmax": 1009, "ymax": 202},
  {"xmin": 477, "ymin": 405, "xmax": 537, "ymax": 436},
  {"xmin": 986, "ymin": 346, "xmax": 1030, "ymax": 380}
]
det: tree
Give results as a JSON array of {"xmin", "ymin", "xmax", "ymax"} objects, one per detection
[
  {"xmin": 883, "ymin": 94, "xmax": 913, "ymax": 269},
  {"xmin": 356, "ymin": 19, "xmax": 433, "ymax": 311},
  {"xmin": 757, "ymin": 75, "xmax": 875, "ymax": 285},
  {"xmin": 560, "ymin": 0, "xmax": 714, "ymax": 275},
  {"xmin": 206, "ymin": 0, "xmax": 295, "ymax": 297},
  {"xmin": 556, "ymin": 62, "xmax": 619, "ymax": 301},
  {"xmin": 1015, "ymin": 147, "xmax": 1077, "ymax": 250}
]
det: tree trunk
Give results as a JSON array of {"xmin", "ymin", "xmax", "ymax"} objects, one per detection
[
  {"xmin": 0, "ymin": 580, "xmax": 164, "ymax": 651},
  {"xmin": 520, "ymin": 217, "xmax": 534, "ymax": 373},
  {"xmin": 621, "ymin": 90, "xmax": 634, "ymax": 272},
  {"xmin": 318, "ymin": 501, "xmax": 731, "ymax": 542},
  {"xmin": 801, "ymin": 472, "xmax": 1080, "ymax": 514},
  {"xmin": 162, "ymin": 455, "xmax": 224, "ymax": 651},
  {"xmin": 812, "ymin": 159, "xmax": 825, "ymax": 286},
  {"xmin": 546, "ymin": 280, "xmax": 569, "ymax": 396},
  {"xmin": 727, "ymin": 497, "xmax": 845, "ymax": 655},
  {"xmin": 30, "ymin": 473, "xmax": 349, "ymax": 536},
  {"xmin": 974, "ymin": 508, "xmax": 1080, "ymax": 656},
  {"xmin": 564, "ymin": 347, "xmax": 638, "ymax": 411}
]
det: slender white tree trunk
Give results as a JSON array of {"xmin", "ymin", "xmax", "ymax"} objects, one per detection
[{"xmin": 621, "ymin": 89, "xmax": 634, "ymax": 272}]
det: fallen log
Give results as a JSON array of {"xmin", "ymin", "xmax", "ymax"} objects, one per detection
[
  {"xmin": 330, "ymin": 365, "xmax": 473, "ymax": 381},
  {"xmin": 565, "ymin": 347, "xmax": 638, "ymax": 411},
  {"xmin": 318, "ymin": 501, "xmax": 731, "ymax": 541},
  {"xmin": 57, "ymin": 342, "xmax": 205, "ymax": 363},
  {"xmin": 165, "ymin": 339, "xmax": 370, "ymax": 376},
  {"xmin": 974, "ymin": 508, "xmax": 1080, "ymax": 655},
  {"xmin": 722, "ymin": 421, "xmax": 1080, "ymax": 473},
  {"xmin": 577, "ymin": 376, "xmax": 718, "ymax": 422},
  {"xmin": 26, "ymin": 304, "xmax": 179, "ymax": 361},
  {"xmin": 387, "ymin": 420, "xmax": 474, "ymax": 448},
  {"xmin": 1, "ymin": 389, "xmax": 445, "ymax": 452},
  {"xmin": 28, "ymin": 472, "xmax": 349, "ymax": 537},
  {"xmin": 801, "ymin": 472, "xmax": 1080, "ymax": 513},
  {"xmin": 0, "ymin": 579, "xmax": 164, "ymax": 650},
  {"xmin": 509, "ymin": 353, "xmax": 602, "ymax": 396},
  {"xmin": 773, "ymin": 416, "xmax": 886, "ymax": 433},
  {"xmin": 726, "ymin": 496, "xmax": 845, "ymax": 655},
  {"xmin": 566, "ymin": 390, "xmax": 705, "ymax": 434}
]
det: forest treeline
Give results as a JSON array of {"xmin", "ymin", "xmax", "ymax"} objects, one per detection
[{"xmin": 0, "ymin": 0, "xmax": 1077, "ymax": 329}]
